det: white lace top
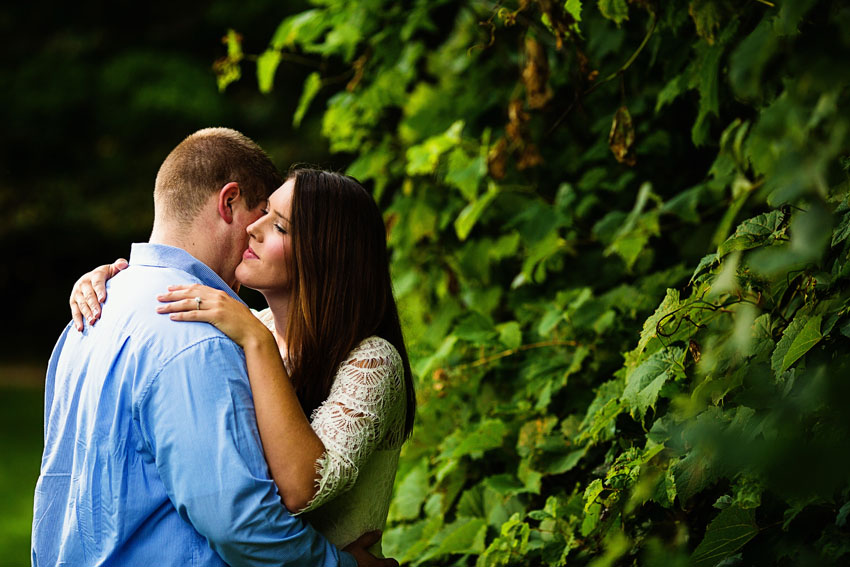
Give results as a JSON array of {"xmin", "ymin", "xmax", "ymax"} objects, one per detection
[{"xmin": 254, "ymin": 309, "xmax": 407, "ymax": 553}]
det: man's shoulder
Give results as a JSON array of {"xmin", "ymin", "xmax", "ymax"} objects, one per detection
[{"xmin": 104, "ymin": 265, "xmax": 238, "ymax": 356}]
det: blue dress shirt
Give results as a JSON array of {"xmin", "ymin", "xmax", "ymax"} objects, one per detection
[{"xmin": 32, "ymin": 243, "xmax": 356, "ymax": 567}]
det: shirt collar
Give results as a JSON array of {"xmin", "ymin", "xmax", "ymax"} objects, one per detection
[{"xmin": 129, "ymin": 243, "xmax": 244, "ymax": 303}]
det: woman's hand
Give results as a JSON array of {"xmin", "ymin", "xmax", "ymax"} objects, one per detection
[
  {"xmin": 156, "ymin": 284, "xmax": 273, "ymax": 349},
  {"xmin": 70, "ymin": 258, "xmax": 129, "ymax": 331}
]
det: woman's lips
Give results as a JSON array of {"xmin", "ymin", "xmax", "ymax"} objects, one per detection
[{"xmin": 243, "ymin": 247, "xmax": 259, "ymax": 260}]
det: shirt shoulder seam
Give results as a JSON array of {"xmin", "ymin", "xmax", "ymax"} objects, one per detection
[{"xmin": 135, "ymin": 335, "xmax": 243, "ymax": 413}]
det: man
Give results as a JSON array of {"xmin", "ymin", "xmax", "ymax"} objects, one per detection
[{"xmin": 32, "ymin": 128, "xmax": 396, "ymax": 567}]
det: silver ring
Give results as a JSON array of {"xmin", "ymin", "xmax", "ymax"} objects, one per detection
[{"xmin": 195, "ymin": 297, "xmax": 202, "ymax": 310}]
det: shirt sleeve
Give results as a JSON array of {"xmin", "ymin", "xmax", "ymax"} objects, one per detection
[
  {"xmin": 136, "ymin": 336, "xmax": 356, "ymax": 567},
  {"xmin": 299, "ymin": 338, "xmax": 405, "ymax": 514}
]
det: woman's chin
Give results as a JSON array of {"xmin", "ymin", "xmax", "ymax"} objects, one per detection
[{"xmin": 234, "ymin": 263, "xmax": 253, "ymax": 286}]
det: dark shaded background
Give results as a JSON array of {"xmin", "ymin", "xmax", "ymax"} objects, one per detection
[{"xmin": 0, "ymin": 1, "xmax": 340, "ymax": 363}]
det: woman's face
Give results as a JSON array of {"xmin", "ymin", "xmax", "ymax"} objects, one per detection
[{"xmin": 235, "ymin": 179, "xmax": 294, "ymax": 295}]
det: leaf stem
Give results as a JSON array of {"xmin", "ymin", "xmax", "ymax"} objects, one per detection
[
  {"xmin": 452, "ymin": 339, "xmax": 579, "ymax": 373},
  {"xmin": 548, "ymin": 11, "xmax": 658, "ymax": 133},
  {"xmin": 585, "ymin": 12, "xmax": 658, "ymax": 97}
]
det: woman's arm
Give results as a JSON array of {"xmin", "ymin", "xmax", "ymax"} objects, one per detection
[{"xmin": 156, "ymin": 284, "xmax": 324, "ymax": 512}]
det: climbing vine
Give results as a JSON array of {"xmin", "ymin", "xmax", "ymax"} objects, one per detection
[{"xmin": 220, "ymin": 0, "xmax": 850, "ymax": 564}]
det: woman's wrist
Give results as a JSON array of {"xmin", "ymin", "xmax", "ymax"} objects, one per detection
[{"xmin": 241, "ymin": 324, "xmax": 278, "ymax": 355}]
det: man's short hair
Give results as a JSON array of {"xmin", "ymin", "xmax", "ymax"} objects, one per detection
[{"xmin": 154, "ymin": 128, "xmax": 283, "ymax": 224}]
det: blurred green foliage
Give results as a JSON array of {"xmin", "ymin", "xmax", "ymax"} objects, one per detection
[
  {"xmin": 0, "ymin": 387, "xmax": 43, "ymax": 566},
  {"xmin": 0, "ymin": 0, "xmax": 336, "ymax": 358},
  {"xmin": 221, "ymin": 0, "xmax": 850, "ymax": 564}
]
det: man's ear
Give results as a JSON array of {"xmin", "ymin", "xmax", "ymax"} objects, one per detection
[{"xmin": 217, "ymin": 182, "xmax": 240, "ymax": 223}]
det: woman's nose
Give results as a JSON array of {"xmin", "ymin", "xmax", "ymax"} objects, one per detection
[{"xmin": 247, "ymin": 218, "xmax": 262, "ymax": 241}]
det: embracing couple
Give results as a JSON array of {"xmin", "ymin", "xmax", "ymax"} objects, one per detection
[{"xmin": 32, "ymin": 128, "xmax": 414, "ymax": 566}]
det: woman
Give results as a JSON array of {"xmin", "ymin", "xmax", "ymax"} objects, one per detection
[{"xmin": 70, "ymin": 169, "xmax": 415, "ymax": 553}]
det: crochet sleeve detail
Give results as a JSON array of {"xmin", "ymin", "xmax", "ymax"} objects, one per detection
[{"xmin": 297, "ymin": 336, "xmax": 406, "ymax": 514}]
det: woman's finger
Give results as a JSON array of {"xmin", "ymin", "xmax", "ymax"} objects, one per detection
[
  {"xmin": 92, "ymin": 272, "xmax": 108, "ymax": 303},
  {"xmin": 110, "ymin": 257, "xmax": 129, "ymax": 274},
  {"xmin": 157, "ymin": 297, "xmax": 207, "ymax": 314},
  {"xmin": 82, "ymin": 284, "xmax": 101, "ymax": 321},
  {"xmin": 157, "ymin": 285, "xmax": 220, "ymax": 305},
  {"xmin": 168, "ymin": 309, "xmax": 213, "ymax": 322},
  {"xmin": 156, "ymin": 288, "xmax": 198, "ymax": 303},
  {"xmin": 76, "ymin": 290, "xmax": 94, "ymax": 324},
  {"xmin": 70, "ymin": 300, "xmax": 84, "ymax": 332},
  {"xmin": 83, "ymin": 258, "xmax": 128, "ymax": 304}
]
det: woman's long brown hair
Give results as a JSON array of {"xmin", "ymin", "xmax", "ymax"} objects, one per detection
[{"xmin": 282, "ymin": 168, "xmax": 415, "ymax": 437}]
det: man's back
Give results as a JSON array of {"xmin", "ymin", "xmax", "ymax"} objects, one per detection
[{"xmin": 33, "ymin": 244, "xmax": 350, "ymax": 567}]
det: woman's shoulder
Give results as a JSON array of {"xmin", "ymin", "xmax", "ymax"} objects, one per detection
[
  {"xmin": 251, "ymin": 307, "xmax": 275, "ymax": 331},
  {"xmin": 345, "ymin": 336, "xmax": 402, "ymax": 369}
]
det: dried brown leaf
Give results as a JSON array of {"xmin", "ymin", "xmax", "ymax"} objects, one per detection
[{"xmin": 608, "ymin": 105, "xmax": 637, "ymax": 166}]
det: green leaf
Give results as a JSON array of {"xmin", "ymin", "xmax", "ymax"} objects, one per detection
[
  {"xmin": 581, "ymin": 381, "xmax": 625, "ymax": 443},
  {"xmin": 773, "ymin": 315, "xmax": 822, "ymax": 374},
  {"xmin": 598, "ymin": 0, "xmax": 628, "ymax": 25},
  {"xmin": 393, "ymin": 516, "xmax": 444, "ymax": 564},
  {"xmin": 455, "ymin": 182, "xmax": 499, "ymax": 241},
  {"xmin": 773, "ymin": 0, "xmax": 818, "ymax": 37},
  {"xmin": 443, "ymin": 419, "xmax": 509, "ymax": 460},
  {"xmin": 453, "ymin": 311, "xmax": 498, "ymax": 343},
  {"xmin": 565, "ymin": 0, "xmax": 583, "ymax": 26},
  {"xmin": 484, "ymin": 474, "xmax": 527, "ymax": 497},
  {"xmin": 435, "ymin": 518, "xmax": 487, "ymax": 555},
  {"xmin": 656, "ymin": 75, "xmax": 686, "ymax": 113},
  {"xmin": 691, "ymin": 38, "xmax": 726, "ymax": 146},
  {"xmin": 256, "ymin": 49, "xmax": 281, "ymax": 94},
  {"xmin": 691, "ymin": 506, "xmax": 759, "ymax": 567},
  {"xmin": 225, "ymin": 28, "xmax": 243, "ymax": 58},
  {"xmin": 519, "ymin": 230, "xmax": 566, "ymax": 285},
  {"xmin": 634, "ymin": 289, "xmax": 682, "ymax": 357},
  {"xmin": 293, "ymin": 72, "xmax": 322, "ymax": 127},
  {"xmin": 498, "ymin": 321, "xmax": 522, "ymax": 349},
  {"xmin": 770, "ymin": 315, "xmax": 807, "ymax": 377},
  {"xmin": 270, "ymin": 10, "xmax": 329, "ymax": 49},
  {"xmin": 718, "ymin": 210, "xmax": 786, "ymax": 257},
  {"xmin": 538, "ymin": 305, "xmax": 564, "ymax": 336},
  {"xmin": 583, "ymin": 478, "xmax": 605, "ymax": 513},
  {"xmin": 837, "ymin": 502, "xmax": 850, "ymax": 528},
  {"xmin": 672, "ymin": 451, "xmax": 716, "ymax": 506},
  {"xmin": 622, "ymin": 348, "xmax": 684, "ymax": 420},
  {"xmin": 406, "ymin": 121, "xmax": 464, "ymax": 175},
  {"xmin": 662, "ymin": 185, "xmax": 702, "ymax": 223},
  {"xmin": 446, "ymin": 147, "xmax": 485, "ymax": 202},
  {"xmin": 689, "ymin": 252, "xmax": 719, "ymax": 285},
  {"xmin": 389, "ymin": 460, "xmax": 429, "ymax": 521},
  {"xmin": 214, "ymin": 29, "xmax": 244, "ymax": 92},
  {"xmin": 383, "ymin": 521, "xmax": 429, "ymax": 561},
  {"xmin": 476, "ymin": 514, "xmax": 530, "ymax": 567},
  {"xmin": 540, "ymin": 448, "xmax": 585, "ymax": 475},
  {"xmin": 689, "ymin": 0, "xmax": 725, "ymax": 44},
  {"xmin": 346, "ymin": 142, "xmax": 392, "ymax": 200},
  {"xmin": 832, "ymin": 211, "xmax": 850, "ymax": 247},
  {"xmin": 729, "ymin": 18, "xmax": 778, "ymax": 100}
]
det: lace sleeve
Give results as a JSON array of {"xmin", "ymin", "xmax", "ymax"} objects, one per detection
[{"xmin": 298, "ymin": 337, "xmax": 405, "ymax": 514}]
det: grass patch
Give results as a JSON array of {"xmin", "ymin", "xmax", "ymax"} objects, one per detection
[{"xmin": 0, "ymin": 386, "xmax": 43, "ymax": 566}]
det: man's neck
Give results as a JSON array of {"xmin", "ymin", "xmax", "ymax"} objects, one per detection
[{"xmin": 149, "ymin": 223, "xmax": 233, "ymax": 288}]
